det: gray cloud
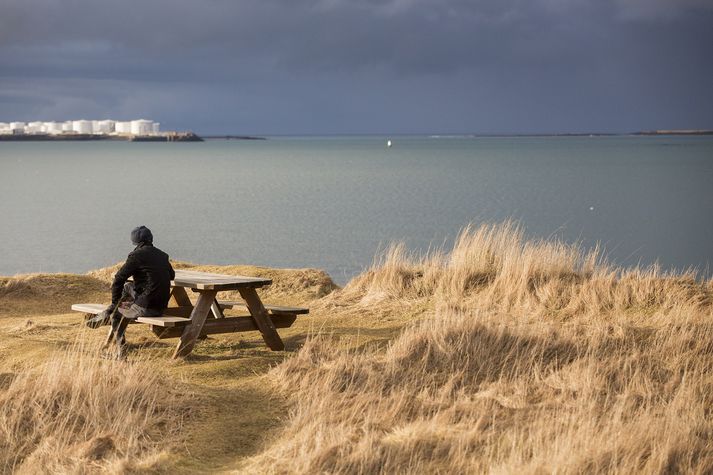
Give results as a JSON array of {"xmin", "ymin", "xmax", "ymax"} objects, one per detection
[
  {"xmin": 1, "ymin": 0, "xmax": 711, "ymax": 133},
  {"xmin": 613, "ymin": 0, "xmax": 713, "ymax": 20}
]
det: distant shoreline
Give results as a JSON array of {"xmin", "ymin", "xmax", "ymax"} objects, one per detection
[
  {"xmin": 202, "ymin": 135, "xmax": 267, "ymax": 140},
  {"xmin": 631, "ymin": 130, "xmax": 713, "ymax": 136},
  {"xmin": 430, "ymin": 130, "xmax": 713, "ymax": 138},
  {"xmin": 0, "ymin": 132, "xmax": 204, "ymax": 142},
  {"xmin": 1, "ymin": 131, "xmax": 711, "ymax": 142},
  {"xmin": 0, "ymin": 133, "xmax": 274, "ymax": 142},
  {"xmin": 204, "ymin": 131, "xmax": 713, "ymax": 138}
]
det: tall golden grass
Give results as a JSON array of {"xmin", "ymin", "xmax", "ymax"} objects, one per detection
[
  {"xmin": 245, "ymin": 222, "xmax": 713, "ymax": 474},
  {"xmin": 0, "ymin": 339, "xmax": 186, "ymax": 473}
]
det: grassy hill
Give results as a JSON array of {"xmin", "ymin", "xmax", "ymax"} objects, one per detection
[{"xmin": 1, "ymin": 222, "xmax": 711, "ymax": 473}]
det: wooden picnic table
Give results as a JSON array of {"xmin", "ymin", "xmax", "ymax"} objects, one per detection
[{"xmin": 72, "ymin": 269, "xmax": 308, "ymax": 358}]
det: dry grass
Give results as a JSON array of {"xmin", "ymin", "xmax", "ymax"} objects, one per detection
[
  {"xmin": 1, "ymin": 222, "xmax": 711, "ymax": 473},
  {"xmin": 244, "ymin": 222, "xmax": 713, "ymax": 474},
  {"xmin": 0, "ymin": 263, "xmax": 339, "ymax": 473},
  {"xmin": 0, "ymin": 274, "xmax": 107, "ymax": 317},
  {"xmin": 0, "ymin": 339, "xmax": 187, "ymax": 473},
  {"xmin": 89, "ymin": 261, "xmax": 338, "ymax": 306}
]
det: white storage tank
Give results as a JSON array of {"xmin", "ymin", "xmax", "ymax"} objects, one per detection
[
  {"xmin": 130, "ymin": 119, "xmax": 153, "ymax": 136},
  {"xmin": 115, "ymin": 121, "xmax": 131, "ymax": 134},
  {"xmin": 96, "ymin": 120, "xmax": 115, "ymax": 134},
  {"xmin": 73, "ymin": 120, "xmax": 93, "ymax": 134},
  {"xmin": 10, "ymin": 122, "xmax": 26, "ymax": 133},
  {"xmin": 151, "ymin": 122, "xmax": 160, "ymax": 135},
  {"xmin": 27, "ymin": 121, "xmax": 44, "ymax": 133},
  {"xmin": 62, "ymin": 121, "xmax": 73, "ymax": 132},
  {"xmin": 44, "ymin": 122, "xmax": 63, "ymax": 134}
]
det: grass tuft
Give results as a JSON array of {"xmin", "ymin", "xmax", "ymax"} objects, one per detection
[
  {"xmin": 0, "ymin": 340, "xmax": 187, "ymax": 473},
  {"xmin": 244, "ymin": 222, "xmax": 713, "ymax": 474}
]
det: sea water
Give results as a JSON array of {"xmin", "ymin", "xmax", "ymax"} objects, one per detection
[{"xmin": 0, "ymin": 136, "xmax": 711, "ymax": 284}]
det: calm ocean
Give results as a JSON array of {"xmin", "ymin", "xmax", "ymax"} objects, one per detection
[{"xmin": 0, "ymin": 136, "xmax": 711, "ymax": 284}]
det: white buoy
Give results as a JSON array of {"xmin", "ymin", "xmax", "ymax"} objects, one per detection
[
  {"xmin": 589, "ymin": 206, "xmax": 595, "ymax": 211},
  {"xmin": 387, "ymin": 139, "xmax": 392, "ymax": 148}
]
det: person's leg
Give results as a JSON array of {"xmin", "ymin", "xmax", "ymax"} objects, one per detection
[
  {"xmin": 120, "ymin": 282, "xmax": 136, "ymax": 307},
  {"xmin": 142, "ymin": 307, "xmax": 162, "ymax": 317},
  {"xmin": 87, "ymin": 283, "xmax": 137, "ymax": 329},
  {"xmin": 111, "ymin": 304, "xmax": 143, "ymax": 354},
  {"xmin": 110, "ymin": 312, "xmax": 128, "ymax": 347},
  {"xmin": 112, "ymin": 317, "xmax": 131, "ymax": 353}
]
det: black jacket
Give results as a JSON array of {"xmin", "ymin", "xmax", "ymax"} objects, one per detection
[{"xmin": 111, "ymin": 243, "xmax": 175, "ymax": 310}]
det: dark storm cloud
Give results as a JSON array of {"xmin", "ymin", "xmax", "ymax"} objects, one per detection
[{"xmin": 1, "ymin": 0, "xmax": 712, "ymax": 133}]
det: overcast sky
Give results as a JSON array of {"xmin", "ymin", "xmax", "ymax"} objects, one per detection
[{"xmin": 1, "ymin": 0, "xmax": 712, "ymax": 134}]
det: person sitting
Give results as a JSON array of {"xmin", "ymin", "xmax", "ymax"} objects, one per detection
[{"xmin": 86, "ymin": 225, "xmax": 175, "ymax": 356}]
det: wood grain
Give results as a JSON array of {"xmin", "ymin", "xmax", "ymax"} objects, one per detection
[
  {"xmin": 238, "ymin": 287, "xmax": 285, "ymax": 351},
  {"xmin": 173, "ymin": 290, "xmax": 217, "ymax": 358}
]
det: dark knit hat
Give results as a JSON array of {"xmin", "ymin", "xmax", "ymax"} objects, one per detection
[{"xmin": 131, "ymin": 226, "xmax": 153, "ymax": 245}]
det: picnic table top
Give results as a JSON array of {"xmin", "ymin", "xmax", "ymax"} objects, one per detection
[{"xmin": 171, "ymin": 269, "xmax": 272, "ymax": 291}]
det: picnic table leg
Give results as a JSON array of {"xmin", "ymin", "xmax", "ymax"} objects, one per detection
[
  {"xmin": 170, "ymin": 286, "xmax": 193, "ymax": 307},
  {"xmin": 238, "ymin": 287, "xmax": 285, "ymax": 351},
  {"xmin": 210, "ymin": 298, "xmax": 225, "ymax": 319},
  {"xmin": 173, "ymin": 290, "xmax": 217, "ymax": 358}
]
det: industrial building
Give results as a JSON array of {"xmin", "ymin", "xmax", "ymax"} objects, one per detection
[{"xmin": 0, "ymin": 119, "xmax": 161, "ymax": 136}]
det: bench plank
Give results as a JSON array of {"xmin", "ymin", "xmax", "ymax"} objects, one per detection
[
  {"xmin": 172, "ymin": 270, "xmax": 272, "ymax": 291},
  {"xmin": 218, "ymin": 300, "xmax": 309, "ymax": 315},
  {"xmin": 151, "ymin": 314, "xmax": 297, "ymax": 339},
  {"xmin": 72, "ymin": 303, "xmax": 193, "ymax": 320},
  {"xmin": 136, "ymin": 316, "xmax": 191, "ymax": 327},
  {"xmin": 72, "ymin": 303, "xmax": 107, "ymax": 314},
  {"xmin": 128, "ymin": 270, "xmax": 272, "ymax": 291}
]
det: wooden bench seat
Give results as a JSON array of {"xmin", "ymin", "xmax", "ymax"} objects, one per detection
[
  {"xmin": 137, "ymin": 316, "xmax": 191, "ymax": 327},
  {"xmin": 71, "ymin": 303, "xmax": 192, "ymax": 327},
  {"xmin": 71, "ymin": 303, "xmax": 112, "ymax": 314},
  {"xmin": 71, "ymin": 302, "xmax": 300, "ymax": 335},
  {"xmin": 217, "ymin": 300, "xmax": 309, "ymax": 315},
  {"xmin": 151, "ymin": 314, "xmax": 297, "ymax": 339}
]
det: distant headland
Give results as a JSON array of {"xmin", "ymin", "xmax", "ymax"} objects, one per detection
[
  {"xmin": 0, "ymin": 119, "xmax": 204, "ymax": 142},
  {"xmin": 632, "ymin": 129, "xmax": 713, "ymax": 136}
]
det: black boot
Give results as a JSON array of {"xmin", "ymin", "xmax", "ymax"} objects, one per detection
[
  {"xmin": 111, "ymin": 314, "xmax": 130, "ymax": 358},
  {"xmin": 86, "ymin": 307, "xmax": 114, "ymax": 329}
]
